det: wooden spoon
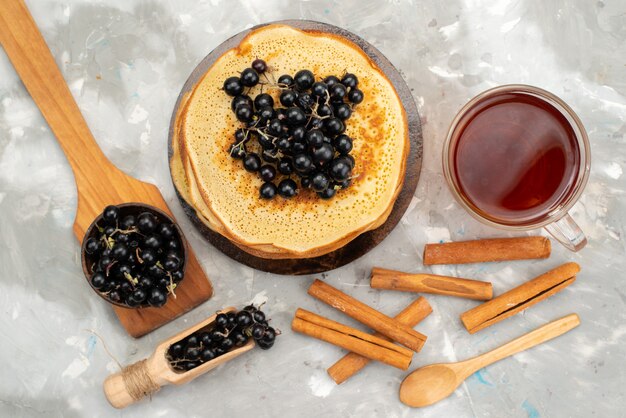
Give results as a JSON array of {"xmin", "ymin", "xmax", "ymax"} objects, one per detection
[
  {"xmin": 104, "ymin": 307, "xmax": 255, "ymax": 408},
  {"xmin": 0, "ymin": 0, "xmax": 213, "ymax": 337},
  {"xmin": 399, "ymin": 313, "xmax": 580, "ymax": 407}
]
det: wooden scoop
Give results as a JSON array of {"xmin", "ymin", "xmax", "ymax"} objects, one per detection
[
  {"xmin": 0, "ymin": 0, "xmax": 213, "ymax": 337},
  {"xmin": 104, "ymin": 307, "xmax": 255, "ymax": 408},
  {"xmin": 399, "ymin": 313, "xmax": 580, "ymax": 407}
]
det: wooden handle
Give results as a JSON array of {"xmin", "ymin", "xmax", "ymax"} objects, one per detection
[
  {"xmin": 0, "ymin": 0, "xmax": 113, "ymax": 180},
  {"xmin": 464, "ymin": 314, "xmax": 580, "ymax": 377},
  {"xmin": 370, "ymin": 268, "xmax": 493, "ymax": 301},
  {"xmin": 103, "ymin": 357, "xmax": 166, "ymax": 409},
  {"xmin": 0, "ymin": 0, "xmax": 215, "ymax": 340}
]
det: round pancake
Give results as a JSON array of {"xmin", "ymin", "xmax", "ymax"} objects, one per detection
[{"xmin": 173, "ymin": 24, "xmax": 409, "ymax": 258}]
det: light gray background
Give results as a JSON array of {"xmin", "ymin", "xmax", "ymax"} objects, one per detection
[{"xmin": 1, "ymin": 1, "xmax": 624, "ymax": 417}]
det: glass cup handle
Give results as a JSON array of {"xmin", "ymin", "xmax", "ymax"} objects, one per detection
[{"xmin": 544, "ymin": 213, "xmax": 587, "ymax": 252}]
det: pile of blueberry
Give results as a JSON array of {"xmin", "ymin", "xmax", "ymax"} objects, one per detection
[
  {"xmin": 223, "ymin": 59, "xmax": 363, "ymax": 200},
  {"xmin": 166, "ymin": 304, "xmax": 278, "ymax": 372},
  {"xmin": 83, "ymin": 205, "xmax": 185, "ymax": 308}
]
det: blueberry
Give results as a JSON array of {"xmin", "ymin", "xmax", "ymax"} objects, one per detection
[
  {"xmin": 277, "ymin": 74, "xmax": 294, "ymax": 87},
  {"xmin": 99, "ymin": 255, "xmax": 112, "ymax": 271},
  {"xmin": 330, "ymin": 83, "xmax": 347, "ymax": 100},
  {"xmin": 158, "ymin": 223, "xmax": 175, "ymax": 240},
  {"xmin": 231, "ymin": 95, "xmax": 253, "ymax": 112},
  {"xmin": 140, "ymin": 248, "xmax": 157, "ymax": 266},
  {"xmin": 276, "ymin": 137, "xmax": 292, "ymax": 153},
  {"xmin": 286, "ymin": 107, "xmax": 307, "ymax": 126},
  {"xmin": 260, "ymin": 165, "xmax": 276, "ymax": 182},
  {"xmin": 291, "ymin": 126, "xmax": 306, "ymax": 141},
  {"xmin": 148, "ymin": 288, "xmax": 167, "ymax": 307},
  {"xmin": 251, "ymin": 323, "xmax": 265, "ymax": 339},
  {"xmin": 280, "ymin": 90, "xmax": 299, "ymax": 107},
  {"xmin": 254, "ymin": 93, "xmax": 274, "ymax": 109},
  {"xmin": 120, "ymin": 215, "xmax": 136, "ymax": 230},
  {"xmin": 169, "ymin": 342, "xmax": 184, "ymax": 358},
  {"xmin": 292, "ymin": 139, "xmax": 307, "ymax": 154},
  {"xmin": 277, "ymin": 179, "xmax": 297, "ymax": 198},
  {"xmin": 170, "ymin": 270, "xmax": 184, "ymax": 282},
  {"xmin": 102, "ymin": 205, "xmax": 119, "ymax": 225},
  {"xmin": 137, "ymin": 212, "xmax": 157, "ymax": 233},
  {"xmin": 312, "ymin": 143, "xmax": 334, "ymax": 165},
  {"xmin": 334, "ymin": 103, "xmax": 352, "ymax": 120},
  {"xmin": 324, "ymin": 117, "xmax": 345, "ymax": 136},
  {"xmin": 240, "ymin": 68, "xmax": 259, "ymax": 87},
  {"xmin": 317, "ymin": 104, "xmax": 333, "ymax": 117},
  {"xmin": 329, "ymin": 158, "xmax": 352, "ymax": 181},
  {"xmin": 297, "ymin": 93, "xmax": 314, "ymax": 109},
  {"xmin": 223, "ymin": 76, "xmax": 244, "ymax": 96},
  {"xmin": 293, "ymin": 153, "xmax": 314, "ymax": 174},
  {"xmin": 348, "ymin": 88, "xmax": 364, "ymax": 104},
  {"xmin": 235, "ymin": 104, "xmax": 254, "ymax": 122},
  {"xmin": 201, "ymin": 348, "xmax": 216, "ymax": 362},
  {"xmin": 108, "ymin": 290, "xmax": 122, "ymax": 303},
  {"xmin": 257, "ymin": 106, "xmax": 276, "ymax": 123},
  {"xmin": 243, "ymin": 153, "xmax": 261, "ymax": 172},
  {"xmin": 163, "ymin": 254, "xmax": 181, "ymax": 272},
  {"xmin": 323, "ymin": 75, "xmax": 340, "ymax": 86},
  {"xmin": 91, "ymin": 272, "xmax": 107, "ymax": 289},
  {"xmin": 252, "ymin": 59, "xmax": 267, "ymax": 73},
  {"xmin": 277, "ymin": 158, "xmax": 294, "ymax": 175},
  {"xmin": 138, "ymin": 275, "xmax": 153, "ymax": 288},
  {"xmin": 311, "ymin": 172, "xmax": 331, "ymax": 192},
  {"xmin": 260, "ymin": 182, "xmax": 277, "ymax": 200},
  {"xmin": 311, "ymin": 82, "xmax": 328, "ymax": 99},
  {"xmin": 268, "ymin": 119, "xmax": 283, "ymax": 136},
  {"xmin": 294, "ymin": 69, "xmax": 314, "ymax": 90},
  {"xmin": 229, "ymin": 144, "xmax": 246, "ymax": 159},
  {"xmin": 236, "ymin": 311, "xmax": 253, "ymax": 327},
  {"xmin": 333, "ymin": 134, "xmax": 353, "ymax": 154},
  {"xmin": 85, "ymin": 237, "xmax": 100, "ymax": 254},
  {"xmin": 305, "ymin": 129, "xmax": 324, "ymax": 148},
  {"xmin": 130, "ymin": 288, "xmax": 147, "ymax": 304},
  {"xmin": 341, "ymin": 73, "xmax": 358, "ymax": 89}
]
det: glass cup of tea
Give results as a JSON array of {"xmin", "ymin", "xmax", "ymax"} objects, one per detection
[{"xmin": 443, "ymin": 84, "xmax": 591, "ymax": 251}]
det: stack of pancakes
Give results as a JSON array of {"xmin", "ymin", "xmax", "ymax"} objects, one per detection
[{"xmin": 170, "ymin": 24, "xmax": 409, "ymax": 259}]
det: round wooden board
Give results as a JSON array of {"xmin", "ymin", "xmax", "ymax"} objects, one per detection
[{"xmin": 168, "ymin": 20, "xmax": 423, "ymax": 275}]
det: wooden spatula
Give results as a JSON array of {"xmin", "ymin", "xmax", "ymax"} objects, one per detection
[
  {"xmin": 104, "ymin": 307, "xmax": 255, "ymax": 408},
  {"xmin": 399, "ymin": 313, "xmax": 580, "ymax": 407},
  {"xmin": 0, "ymin": 0, "xmax": 213, "ymax": 337}
]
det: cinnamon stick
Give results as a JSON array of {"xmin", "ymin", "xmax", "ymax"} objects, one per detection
[
  {"xmin": 370, "ymin": 267, "xmax": 493, "ymax": 301},
  {"xmin": 460, "ymin": 262, "xmax": 580, "ymax": 334},
  {"xmin": 291, "ymin": 309, "xmax": 413, "ymax": 370},
  {"xmin": 327, "ymin": 297, "xmax": 432, "ymax": 384},
  {"xmin": 423, "ymin": 236, "xmax": 551, "ymax": 265},
  {"xmin": 307, "ymin": 279, "xmax": 427, "ymax": 352}
]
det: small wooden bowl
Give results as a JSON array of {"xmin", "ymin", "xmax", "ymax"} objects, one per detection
[
  {"xmin": 104, "ymin": 307, "xmax": 255, "ymax": 408},
  {"xmin": 81, "ymin": 202, "xmax": 188, "ymax": 309}
]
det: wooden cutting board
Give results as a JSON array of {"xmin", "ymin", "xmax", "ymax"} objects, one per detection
[{"xmin": 0, "ymin": 0, "xmax": 213, "ymax": 337}]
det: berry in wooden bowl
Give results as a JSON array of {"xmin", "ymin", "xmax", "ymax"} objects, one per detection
[{"xmin": 81, "ymin": 203, "xmax": 187, "ymax": 309}]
